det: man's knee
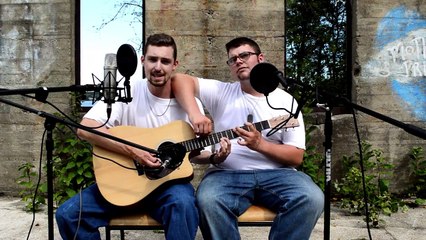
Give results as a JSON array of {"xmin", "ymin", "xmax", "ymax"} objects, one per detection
[{"xmin": 56, "ymin": 199, "xmax": 79, "ymax": 223}]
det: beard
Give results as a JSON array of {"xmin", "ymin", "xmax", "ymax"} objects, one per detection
[
  {"xmin": 148, "ymin": 73, "xmax": 169, "ymax": 87},
  {"xmin": 148, "ymin": 78, "xmax": 168, "ymax": 87}
]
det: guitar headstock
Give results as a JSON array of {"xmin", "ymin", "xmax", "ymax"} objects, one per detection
[{"xmin": 268, "ymin": 115, "xmax": 299, "ymax": 129}]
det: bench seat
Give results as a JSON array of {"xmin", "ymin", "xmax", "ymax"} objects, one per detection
[{"xmin": 106, "ymin": 205, "xmax": 276, "ymax": 240}]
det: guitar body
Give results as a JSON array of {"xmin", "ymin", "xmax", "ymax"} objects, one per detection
[{"xmin": 93, "ymin": 120, "xmax": 195, "ymax": 206}]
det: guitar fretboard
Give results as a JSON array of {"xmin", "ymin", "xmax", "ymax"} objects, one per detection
[{"xmin": 180, "ymin": 120, "xmax": 271, "ymax": 151}]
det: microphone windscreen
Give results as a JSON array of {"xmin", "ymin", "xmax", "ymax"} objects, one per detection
[
  {"xmin": 250, "ymin": 62, "xmax": 280, "ymax": 95},
  {"xmin": 117, "ymin": 44, "xmax": 138, "ymax": 78}
]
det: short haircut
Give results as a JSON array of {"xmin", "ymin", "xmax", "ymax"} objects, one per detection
[
  {"xmin": 225, "ymin": 37, "xmax": 261, "ymax": 54},
  {"xmin": 144, "ymin": 33, "xmax": 177, "ymax": 60}
]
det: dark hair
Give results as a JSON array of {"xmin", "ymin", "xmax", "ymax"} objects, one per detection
[
  {"xmin": 225, "ymin": 37, "xmax": 261, "ymax": 54},
  {"xmin": 144, "ymin": 33, "xmax": 177, "ymax": 60}
]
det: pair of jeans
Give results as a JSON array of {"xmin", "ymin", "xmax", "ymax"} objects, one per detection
[
  {"xmin": 56, "ymin": 183, "xmax": 198, "ymax": 240},
  {"xmin": 196, "ymin": 168, "xmax": 324, "ymax": 240}
]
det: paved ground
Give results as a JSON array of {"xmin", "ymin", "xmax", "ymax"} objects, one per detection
[{"xmin": 1, "ymin": 196, "xmax": 426, "ymax": 240}]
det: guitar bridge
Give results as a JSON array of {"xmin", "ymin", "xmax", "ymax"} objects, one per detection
[{"xmin": 133, "ymin": 160, "xmax": 145, "ymax": 176}]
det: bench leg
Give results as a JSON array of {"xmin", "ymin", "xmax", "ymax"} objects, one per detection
[
  {"xmin": 120, "ymin": 229, "xmax": 125, "ymax": 240},
  {"xmin": 105, "ymin": 226, "xmax": 124, "ymax": 240},
  {"xmin": 105, "ymin": 226, "xmax": 111, "ymax": 240}
]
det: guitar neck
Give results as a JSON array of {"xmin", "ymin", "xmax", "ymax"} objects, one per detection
[{"xmin": 180, "ymin": 120, "xmax": 271, "ymax": 152}]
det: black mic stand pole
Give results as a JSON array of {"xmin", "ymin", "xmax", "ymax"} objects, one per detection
[
  {"xmin": 341, "ymin": 98, "xmax": 426, "ymax": 140},
  {"xmin": 316, "ymin": 94, "xmax": 426, "ymax": 240},
  {"xmin": 0, "ymin": 87, "xmax": 158, "ymax": 240},
  {"xmin": 282, "ymin": 78, "xmax": 426, "ymax": 240},
  {"xmin": 320, "ymin": 96, "xmax": 426, "ymax": 240},
  {"xmin": 278, "ymin": 79, "xmax": 333, "ymax": 240},
  {"xmin": 317, "ymin": 102, "xmax": 332, "ymax": 240},
  {"xmin": 44, "ymin": 117, "xmax": 55, "ymax": 240}
]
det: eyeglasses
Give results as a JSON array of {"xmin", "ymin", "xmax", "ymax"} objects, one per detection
[{"xmin": 226, "ymin": 51, "xmax": 259, "ymax": 66}]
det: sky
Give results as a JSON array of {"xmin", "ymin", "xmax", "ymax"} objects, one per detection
[{"xmin": 80, "ymin": 0, "xmax": 143, "ymax": 86}]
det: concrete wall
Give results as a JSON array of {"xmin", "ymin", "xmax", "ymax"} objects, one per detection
[
  {"xmin": 0, "ymin": 0, "xmax": 424, "ymax": 196},
  {"xmin": 352, "ymin": 0, "xmax": 426, "ymax": 191},
  {"xmin": 305, "ymin": 0, "xmax": 426, "ymax": 192},
  {"xmin": 0, "ymin": 0, "xmax": 74, "ymax": 195},
  {"xmin": 145, "ymin": 0, "xmax": 285, "ymax": 79}
]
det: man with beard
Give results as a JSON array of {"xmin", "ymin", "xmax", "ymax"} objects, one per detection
[{"xmin": 56, "ymin": 33, "xmax": 210, "ymax": 240}]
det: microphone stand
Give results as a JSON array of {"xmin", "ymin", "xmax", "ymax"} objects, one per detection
[
  {"xmin": 0, "ymin": 86, "xmax": 158, "ymax": 240},
  {"xmin": 277, "ymin": 79, "xmax": 426, "ymax": 240},
  {"xmin": 317, "ymin": 102, "xmax": 332, "ymax": 240},
  {"xmin": 287, "ymin": 82, "xmax": 334, "ymax": 240}
]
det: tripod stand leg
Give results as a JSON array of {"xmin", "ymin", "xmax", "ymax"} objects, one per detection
[{"xmin": 45, "ymin": 119, "xmax": 56, "ymax": 240}]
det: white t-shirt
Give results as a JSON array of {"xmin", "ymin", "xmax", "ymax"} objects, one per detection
[
  {"xmin": 85, "ymin": 78, "xmax": 204, "ymax": 129},
  {"xmin": 198, "ymin": 78, "xmax": 306, "ymax": 170}
]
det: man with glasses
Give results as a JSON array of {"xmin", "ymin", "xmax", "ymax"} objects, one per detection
[{"xmin": 171, "ymin": 37, "xmax": 324, "ymax": 240}]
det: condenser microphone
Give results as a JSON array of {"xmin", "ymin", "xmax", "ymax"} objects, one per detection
[
  {"xmin": 103, "ymin": 53, "xmax": 117, "ymax": 118},
  {"xmin": 250, "ymin": 62, "xmax": 290, "ymax": 96}
]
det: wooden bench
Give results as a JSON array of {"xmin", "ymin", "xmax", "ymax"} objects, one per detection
[{"xmin": 105, "ymin": 205, "xmax": 276, "ymax": 240}]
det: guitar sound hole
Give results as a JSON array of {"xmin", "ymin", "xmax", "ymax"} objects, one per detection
[{"xmin": 144, "ymin": 142, "xmax": 186, "ymax": 180}]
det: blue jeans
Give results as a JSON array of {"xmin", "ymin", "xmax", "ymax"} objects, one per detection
[
  {"xmin": 56, "ymin": 183, "xmax": 198, "ymax": 240},
  {"xmin": 196, "ymin": 169, "xmax": 324, "ymax": 240}
]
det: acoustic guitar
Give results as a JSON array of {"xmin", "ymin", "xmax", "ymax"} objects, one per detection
[{"xmin": 93, "ymin": 115, "xmax": 299, "ymax": 206}]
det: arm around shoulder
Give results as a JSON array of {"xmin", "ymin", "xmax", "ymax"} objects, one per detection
[{"xmin": 172, "ymin": 73, "xmax": 212, "ymax": 135}]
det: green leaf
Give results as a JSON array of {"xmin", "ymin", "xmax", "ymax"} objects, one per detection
[{"xmin": 66, "ymin": 161, "xmax": 76, "ymax": 169}]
